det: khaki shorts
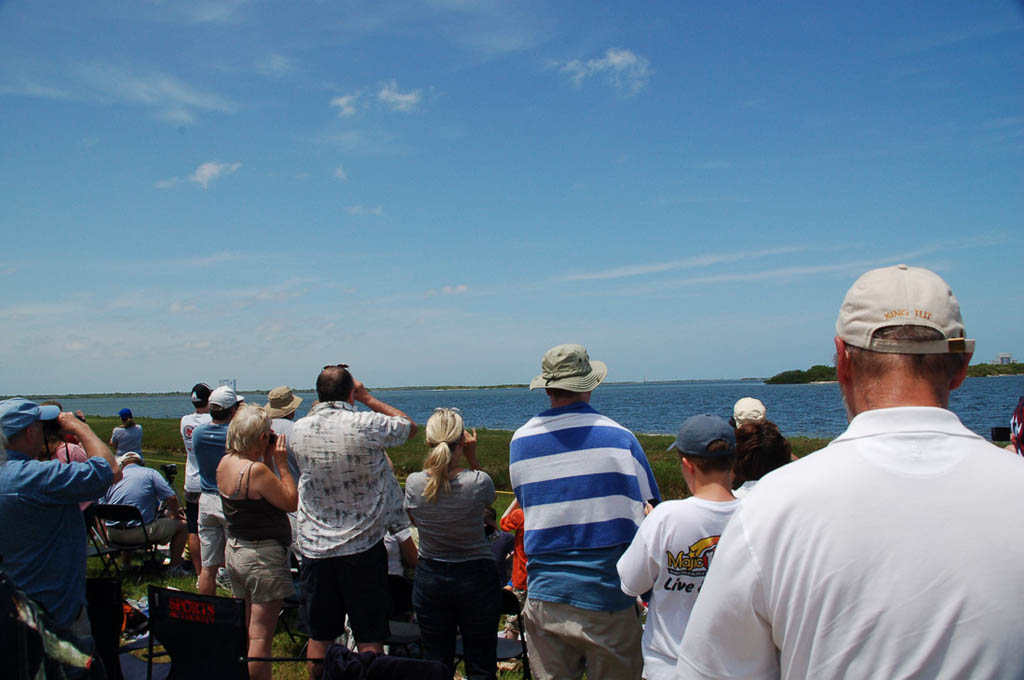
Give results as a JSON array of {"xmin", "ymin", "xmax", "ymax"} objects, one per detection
[
  {"xmin": 522, "ymin": 598, "xmax": 643, "ymax": 680},
  {"xmin": 198, "ymin": 493, "xmax": 227, "ymax": 567},
  {"xmin": 225, "ymin": 536, "xmax": 294, "ymax": 603},
  {"xmin": 107, "ymin": 518, "xmax": 182, "ymax": 546}
]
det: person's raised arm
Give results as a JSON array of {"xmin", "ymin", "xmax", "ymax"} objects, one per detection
[
  {"xmin": 461, "ymin": 428, "xmax": 481, "ymax": 470},
  {"xmin": 60, "ymin": 412, "xmax": 121, "ymax": 482},
  {"xmin": 352, "ymin": 379, "xmax": 418, "ymax": 438},
  {"xmin": 251, "ymin": 434, "xmax": 298, "ymax": 512}
]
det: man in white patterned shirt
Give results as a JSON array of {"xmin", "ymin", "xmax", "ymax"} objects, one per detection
[{"xmin": 291, "ymin": 364, "xmax": 417, "ymax": 677}]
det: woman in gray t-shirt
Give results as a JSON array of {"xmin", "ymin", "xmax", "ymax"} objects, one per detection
[{"xmin": 405, "ymin": 408, "xmax": 500, "ymax": 680}]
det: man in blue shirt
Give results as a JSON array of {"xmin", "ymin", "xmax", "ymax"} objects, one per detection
[
  {"xmin": 102, "ymin": 452, "xmax": 188, "ymax": 574},
  {"xmin": 510, "ymin": 344, "xmax": 660, "ymax": 679},
  {"xmin": 192, "ymin": 385, "xmax": 243, "ymax": 595},
  {"xmin": 0, "ymin": 398, "xmax": 120, "ymax": 672}
]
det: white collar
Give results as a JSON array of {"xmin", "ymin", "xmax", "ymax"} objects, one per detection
[{"xmin": 836, "ymin": 406, "xmax": 976, "ymax": 443}]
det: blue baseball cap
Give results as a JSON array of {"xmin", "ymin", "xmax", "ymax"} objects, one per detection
[
  {"xmin": 118, "ymin": 408, "xmax": 132, "ymax": 419},
  {"xmin": 0, "ymin": 398, "xmax": 61, "ymax": 440},
  {"xmin": 668, "ymin": 414, "xmax": 736, "ymax": 457}
]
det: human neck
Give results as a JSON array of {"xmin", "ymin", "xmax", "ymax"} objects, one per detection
[
  {"xmin": 844, "ymin": 377, "xmax": 948, "ymax": 419},
  {"xmin": 690, "ymin": 476, "xmax": 735, "ymax": 502}
]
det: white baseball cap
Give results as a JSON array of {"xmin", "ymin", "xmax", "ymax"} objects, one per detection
[
  {"xmin": 836, "ymin": 264, "xmax": 974, "ymax": 354},
  {"xmin": 209, "ymin": 386, "xmax": 245, "ymax": 409}
]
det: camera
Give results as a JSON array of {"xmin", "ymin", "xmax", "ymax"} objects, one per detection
[{"xmin": 160, "ymin": 463, "xmax": 178, "ymax": 484}]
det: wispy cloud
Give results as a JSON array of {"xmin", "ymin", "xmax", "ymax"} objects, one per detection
[
  {"xmin": 557, "ymin": 48, "xmax": 652, "ymax": 96},
  {"xmin": 169, "ymin": 301, "xmax": 198, "ymax": 313},
  {"xmin": 897, "ymin": 23, "xmax": 1022, "ymax": 53},
  {"xmin": 257, "ymin": 54, "xmax": 294, "ymax": 79},
  {"xmin": 0, "ymin": 80, "xmax": 74, "ymax": 101},
  {"xmin": 75, "ymin": 63, "xmax": 236, "ymax": 124},
  {"xmin": 175, "ymin": 252, "xmax": 247, "ymax": 267},
  {"xmin": 330, "ymin": 94, "xmax": 360, "ymax": 117},
  {"xmin": 563, "ymin": 247, "xmax": 804, "ymax": 282},
  {"xmin": 377, "ymin": 80, "xmax": 422, "ymax": 112},
  {"xmin": 334, "ymin": 165, "xmax": 348, "ymax": 181},
  {"xmin": 156, "ymin": 161, "xmax": 241, "ymax": 189},
  {"xmin": 179, "ymin": 0, "xmax": 249, "ymax": 24},
  {"xmin": 315, "ymin": 129, "xmax": 407, "ymax": 155},
  {"xmin": 347, "ymin": 205, "xmax": 383, "ymax": 217}
]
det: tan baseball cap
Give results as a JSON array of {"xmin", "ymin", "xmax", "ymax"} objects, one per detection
[
  {"xmin": 529, "ymin": 344, "xmax": 608, "ymax": 392},
  {"xmin": 836, "ymin": 264, "xmax": 974, "ymax": 354}
]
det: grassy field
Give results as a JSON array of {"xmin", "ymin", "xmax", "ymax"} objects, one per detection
[{"xmin": 92, "ymin": 416, "xmax": 833, "ymax": 679}]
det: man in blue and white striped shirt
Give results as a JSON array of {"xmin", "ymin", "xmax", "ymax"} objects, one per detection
[{"xmin": 510, "ymin": 344, "xmax": 660, "ymax": 679}]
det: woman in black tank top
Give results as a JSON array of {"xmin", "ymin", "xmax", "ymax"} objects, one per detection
[{"xmin": 216, "ymin": 404, "xmax": 298, "ymax": 680}]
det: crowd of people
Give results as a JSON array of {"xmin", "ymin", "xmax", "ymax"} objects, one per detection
[{"xmin": 2, "ymin": 263, "xmax": 1024, "ymax": 680}]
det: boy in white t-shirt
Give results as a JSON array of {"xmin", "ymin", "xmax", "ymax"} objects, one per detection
[{"xmin": 616, "ymin": 415, "xmax": 740, "ymax": 680}]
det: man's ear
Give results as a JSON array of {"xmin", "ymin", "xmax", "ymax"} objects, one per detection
[
  {"xmin": 834, "ymin": 336, "xmax": 852, "ymax": 387},
  {"xmin": 949, "ymin": 352, "xmax": 972, "ymax": 391}
]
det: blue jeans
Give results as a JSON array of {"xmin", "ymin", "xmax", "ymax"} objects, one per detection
[{"xmin": 413, "ymin": 558, "xmax": 500, "ymax": 680}]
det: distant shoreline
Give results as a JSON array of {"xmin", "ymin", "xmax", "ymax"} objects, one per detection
[{"xmin": 7, "ymin": 377, "xmax": 774, "ymax": 400}]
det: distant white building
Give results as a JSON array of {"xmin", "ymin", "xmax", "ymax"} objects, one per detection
[
  {"xmin": 995, "ymin": 353, "xmax": 1013, "ymax": 365},
  {"xmin": 218, "ymin": 378, "xmax": 237, "ymax": 390}
]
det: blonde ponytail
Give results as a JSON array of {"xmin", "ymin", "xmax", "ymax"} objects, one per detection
[{"xmin": 422, "ymin": 408, "xmax": 465, "ymax": 503}]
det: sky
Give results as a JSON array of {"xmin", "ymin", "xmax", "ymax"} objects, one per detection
[{"xmin": 1, "ymin": 1, "xmax": 1023, "ymax": 393}]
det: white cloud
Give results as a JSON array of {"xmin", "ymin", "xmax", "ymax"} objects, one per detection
[
  {"xmin": 156, "ymin": 161, "xmax": 241, "ymax": 189},
  {"xmin": 563, "ymin": 247, "xmax": 804, "ymax": 282},
  {"xmin": 334, "ymin": 165, "xmax": 348, "ymax": 181},
  {"xmin": 331, "ymin": 94, "xmax": 360, "ymax": 116},
  {"xmin": 377, "ymin": 80, "xmax": 421, "ymax": 111},
  {"xmin": 559, "ymin": 48, "xmax": 652, "ymax": 96},
  {"xmin": 75, "ymin": 63, "xmax": 236, "ymax": 125},
  {"xmin": 190, "ymin": 161, "xmax": 242, "ymax": 189},
  {"xmin": 442, "ymin": 284, "xmax": 469, "ymax": 295},
  {"xmin": 347, "ymin": 205, "xmax": 383, "ymax": 217}
]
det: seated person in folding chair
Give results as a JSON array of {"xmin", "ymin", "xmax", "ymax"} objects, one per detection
[
  {"xmin": 217, "ymin": 404, "xmax": 298, "ymax": 680},
  {"xmin": 0, "ymin": 399, "xmax": 121, "ymax": 679},
  {"xmin": 101, "ymin": 452, "xmax": 189, "ymax": 575}
]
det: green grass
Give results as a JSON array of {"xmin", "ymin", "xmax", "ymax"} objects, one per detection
[{"xmin": 92, "ymin": 418, "xmax": 833, "ymax": 678}]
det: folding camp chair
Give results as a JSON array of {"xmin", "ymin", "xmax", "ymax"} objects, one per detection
[
  {"xmin": 384, "ymin": 574, "xmax": 422, "ymax": 655},
  {"xmin": 87, "ymin": 523, "xmax": 122, "ymax": 580},
  {"xmin": 455, "ymin": 588, "xmax": 531, "ymax": 679},
  {"xmin": 94, "ymin": 504, "xmax": 163, "ymax": 571},
  {"xmin": 134, "ymin": 585, "xmax": 311, "ymax": 680}
]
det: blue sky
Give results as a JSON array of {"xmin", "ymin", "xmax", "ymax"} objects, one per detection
[{"xmin": 1, "ymin": 1, "xmax": 1022, "ymax": 393}]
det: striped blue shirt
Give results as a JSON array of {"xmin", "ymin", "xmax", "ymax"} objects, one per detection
[{"xmin": 510, "ymin": 401, "xmax": 661, "ymax": 557}]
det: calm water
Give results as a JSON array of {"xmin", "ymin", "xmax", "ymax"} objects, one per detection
[{"xmin": 48, "ymin": 375, "xmax": 1024, "ymax": 440}]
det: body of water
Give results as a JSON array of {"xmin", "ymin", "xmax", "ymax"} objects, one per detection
[{"xmin": 47, "ymin": 375, "xmax": 1024, "ymax": 440}]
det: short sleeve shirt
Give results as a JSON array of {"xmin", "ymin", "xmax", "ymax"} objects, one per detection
[
  {"xmin": 291, "ymin": 401, "xmax": 412, "ymax": 559},
  {"xmin": 110, "ymin": 425, "xmax": 143, "ymax": 456},
  {"xmin": 101, "ymin": 463, "xmax": 176, "ymax": 525},
  {"xmin": 405, "ymin": 469, "xmax": 496, "ymax": 562},
  {"xmin": 180, "ymin": 412, "xmax": 212, "ymax": 493}
]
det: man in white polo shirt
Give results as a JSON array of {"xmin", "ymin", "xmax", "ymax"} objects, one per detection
[{"xmin": 677, "ymin": 265, "xmax": 1024, "ymax": 679}]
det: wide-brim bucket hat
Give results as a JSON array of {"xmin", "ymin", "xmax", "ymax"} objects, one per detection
[
  {"xmin": 529, "ymin": 344, "xmax": 608, "ymax": 392},
  {"xmin": 265, "ymin": 386, "xmax": 303, "ymax": 419}
]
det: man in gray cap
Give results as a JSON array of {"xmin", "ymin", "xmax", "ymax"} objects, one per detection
[
  {"xmin": 677, "ymin": 265, "xmax": 1024, "ymax": 679},
  {"xmin": 0, "ymin": 398, "xmax": 120, "ymax": 670},
  {"xmin": 509, "ymin": 344, "xmax": 660, "ymax": 680}
]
